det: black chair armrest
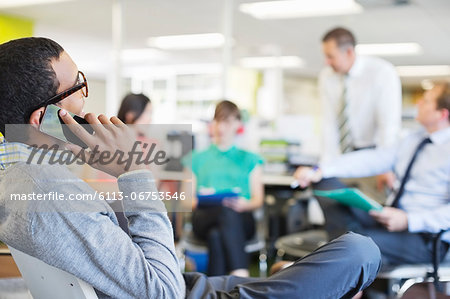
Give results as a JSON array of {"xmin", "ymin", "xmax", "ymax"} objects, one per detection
[{"xmin": 430, "ymin": 229, "xmax": 449, "ymax": 290}]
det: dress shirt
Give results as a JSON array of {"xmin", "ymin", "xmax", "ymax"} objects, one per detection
[
  {"xmin": 321, "ymin": 127, "xmax": 450, "ymax": 243},
  {"xmin": 319, "ymin": 55, "xmax": 402, "ymax": 163}
]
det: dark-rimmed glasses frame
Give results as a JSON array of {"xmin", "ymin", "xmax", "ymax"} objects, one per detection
[{"xmin": 44, "ymin": 71, "xmax": 88, "ymax": 106}]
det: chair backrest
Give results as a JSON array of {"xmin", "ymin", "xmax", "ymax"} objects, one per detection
[{"xmin": 8, "ymin": 246, "xmax": 98, "ymax": 299}]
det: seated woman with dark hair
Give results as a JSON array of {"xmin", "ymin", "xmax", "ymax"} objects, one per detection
[
  {"xmin": 117, "ymin": 93, "xmax": 152, "ymax": 125},
  {"xmin": 184, "ymin": 100, "xmax": 264, "ymax": 277}
]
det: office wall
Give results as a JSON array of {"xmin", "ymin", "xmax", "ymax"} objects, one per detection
[
  {"xmin": 83, "ymin": 79, "xmax": 107, "ymax": 116},
  {"xmin": 0, "ymin": 14, "xmax": 33, "ymax": 43}
]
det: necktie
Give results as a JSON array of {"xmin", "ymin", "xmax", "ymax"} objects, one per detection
[
  {"xmin": 338, "ymin": 76, "xmax": 352, "ymax": 153},
  {"xmin": 390, "ymin": 137, "xmax": 432, "ymax": 208}
]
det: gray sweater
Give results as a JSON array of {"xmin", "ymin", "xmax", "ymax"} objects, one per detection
[{"xmin": 0, "ymin": 162, "xmax": 185, "ymax": 298}]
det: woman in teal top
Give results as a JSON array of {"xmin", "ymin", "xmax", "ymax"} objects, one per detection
[{"xmin": 186, "ymin": 100, "xmax": 264, "ymax": 277}]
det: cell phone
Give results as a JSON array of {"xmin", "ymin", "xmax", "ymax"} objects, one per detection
[{"xmin": 39, "ymin": 104, "xmax": 94, "ymax": 148}]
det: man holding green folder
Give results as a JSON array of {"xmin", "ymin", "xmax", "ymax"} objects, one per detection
[{"xmin": 294, "ymin": 82, "xmax": 450, "ymax": 266}]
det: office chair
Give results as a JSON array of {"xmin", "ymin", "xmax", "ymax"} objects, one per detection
[
  {"xmin": 8, "ymin": 246, "xmax": 98, "ymax": 299},
  {"xmin": 378, "ymin": 229, "xmax": 450, "ymax": 298},
  {"xmin": 179, "ymin": 207, "xmax": 268, "ymax": 277},
  {"xmin": 275, "ymin": 229, "xmax": 450, "ymax": 298}
]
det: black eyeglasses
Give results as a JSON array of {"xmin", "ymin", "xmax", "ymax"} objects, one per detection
[{"xmin": 45, "ymin": 71, "xmax": 88, "ymax": 106}]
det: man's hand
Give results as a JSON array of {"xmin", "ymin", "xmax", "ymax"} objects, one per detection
[
  {"xmin": 222, "ymin": 197, "xmax": 250, "ymax": 213},
  {"xmin": 293, "ymin": 166, "xmax": 323, "ymax": 188},
  {"xmin": 59, "ymin": 110, "xmax": 147, "ymax": 177},
  {"xmin": 369, "ymin": 207, "xmax": 408, "ymax": 232},
  {"xmin": 376, "ymin": 172, "xmax": 396, "ymax": 192}
]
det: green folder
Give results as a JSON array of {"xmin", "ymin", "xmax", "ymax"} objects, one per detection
[{"xmin": 313, "ymin": 188, "xmax": 383, "ymax": 212}]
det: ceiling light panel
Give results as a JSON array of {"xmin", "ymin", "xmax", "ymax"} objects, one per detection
[
  {"xmin": 356, "ymin": 43, "xmax": 423, "ymax": 56},
  {"xmin": 147, "ymin": 33, "xmax": 225, "ymax": 50},
  {"xmin": 396, "ymin": 65, "xmax": 450, "ymax": 77},
  {"xmin": 0, "ymin": 0, "xmax": 72, "ymax": 8},
  {"xmin": 240, "ymin": 56, "xmax": 304, "ymax": 69},
  {"xmin": 239, "ymin": 0, "xmax": 363, "ymax": 19}
]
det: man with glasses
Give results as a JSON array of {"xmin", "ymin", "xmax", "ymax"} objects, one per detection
[{"xmin": 0, "ymin": 37, "xmax": 381, "ymax": 298}]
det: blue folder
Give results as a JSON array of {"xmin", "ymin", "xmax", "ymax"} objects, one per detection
[{"xmin": 197, "ymin": 191, "xmax": 239, "ymax": 207}]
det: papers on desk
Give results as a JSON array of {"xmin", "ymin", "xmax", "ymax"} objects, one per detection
[{"xmin": 313, "ymin": 188, "xmax": 383, "ymax": 212}]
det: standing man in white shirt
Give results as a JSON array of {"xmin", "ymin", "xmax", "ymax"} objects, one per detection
[
  {"xmin": 319, "ymin": 27, "xmax": 402, "ymax": 162},
  {"xmin": 298, "ymin": 27, "xmax": 402, "ymax": 203}
]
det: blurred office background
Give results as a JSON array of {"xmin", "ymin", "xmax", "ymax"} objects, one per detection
[{"xmin": 2, "ymin": 0, "xmax": 449, "ymax": 162}]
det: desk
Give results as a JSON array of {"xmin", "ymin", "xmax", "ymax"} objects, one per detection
[
  {"xmin": 0, "ymin": 247, "xmax": 10, "ymax": 256},
  {"xmin": 157, "ymin": 170, "xmax": 188, "ymax": 182},
  {"xmin": 262, "ymin": 173, "xmax": 313, "ymax": 200},
  {"xmin": 263, "ymin": 174, "xmax": 293, "ymax": 187}
]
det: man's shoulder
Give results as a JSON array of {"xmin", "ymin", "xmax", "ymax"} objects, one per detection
[
  {"xmin": 359, "ymin": 55, "xmax": 396, "ymax": 73},
  {"xmin": 7, "ymin": 162, "xmax": 75, "ymax": 177},
  {"xmin": 3, "ymin": 162, "xmax": 80, "ymax": 191},
  {"xmin": 400, "ymin": 129, "xmax": 428, "ymax": 145}
]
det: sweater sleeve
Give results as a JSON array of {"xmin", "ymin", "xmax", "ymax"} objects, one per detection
[{"xmin": 1, "ymin": 163, "xmax": 184, "ymax": 299}]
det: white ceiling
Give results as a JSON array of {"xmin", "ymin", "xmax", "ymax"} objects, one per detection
[{"xmin": 2, "ymin": 0, "xmax": 450, "ymax": 82}]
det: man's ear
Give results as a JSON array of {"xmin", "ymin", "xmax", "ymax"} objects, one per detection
[
  {"xmin": 347, "ymin": 46, "xmax": 355, "ymax": 59},
  {"xmin": 28, "ymin": 107, "xmax": 46, "ymax": 128},
  {"xmin": 440, "ymin": 108, "xmax": 450, "ymax": 123}
]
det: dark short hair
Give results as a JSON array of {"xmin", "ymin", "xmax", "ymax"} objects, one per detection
[
  {"xmin": 117, "ymin": 93, "xmax": 151, "ymax": 124},
  {"xmin": 322, "ymin": 27, "xmax": 356, "ymax": 49},
  {"xmin": 214, "ymin": 100, "xmax": 241, "ymax": 121},
  {"xmin": 0, "ymin": 37, "xmax": 64, "ymax": 135},
  {"xmin": 435, "ymin": 82, "xmax": 450, "ymax": 122}
]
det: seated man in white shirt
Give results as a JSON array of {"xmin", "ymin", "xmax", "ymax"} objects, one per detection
[{"xmin": 294, "ymin": 82, "xmax": 450, "ymax": 265}]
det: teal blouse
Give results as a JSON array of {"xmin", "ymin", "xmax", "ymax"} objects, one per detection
[{"xmin": 183, "ymin": 145, "xmax": 264, "ymax": 200}]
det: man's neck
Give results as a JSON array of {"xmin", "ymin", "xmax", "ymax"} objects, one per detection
[
  {"xmin": 343, "ymin": 56, "xmax": 356, "ymax": 75},
  {"xmin": 425, "ymin": 122, "xmax": 450, "ymax": 134}
]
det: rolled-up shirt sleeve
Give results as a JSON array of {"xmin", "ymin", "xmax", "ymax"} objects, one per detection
[{"xmin": 321, "ymin": 146, "xmax": 397, "ymax": 179}]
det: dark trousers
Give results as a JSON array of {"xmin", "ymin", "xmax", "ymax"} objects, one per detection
[
  {"xmin": 313, "ymin": 178, "xmax": 449, "ymax": 266},
  {"xmin": 192, "ymin": 206, "xmax": 255, "ymax": 276},
  {"xmin": 184, "ymin": 232, "xmax": 381, "ymax": 299}
]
